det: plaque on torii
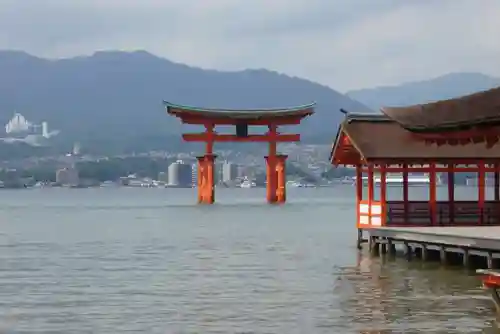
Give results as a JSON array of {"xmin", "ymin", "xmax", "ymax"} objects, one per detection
[{"xmin": 164, "ymin": 101, "xmax": 315, "ymax": 204}]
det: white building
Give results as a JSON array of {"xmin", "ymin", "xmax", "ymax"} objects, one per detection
[
  {"xmin": 222, "ymin": 161, "xmax": 238, "ymax": 183},
  {"xmin": 168, "ymin": 160, "xmax": 193, "ymax": 187}
]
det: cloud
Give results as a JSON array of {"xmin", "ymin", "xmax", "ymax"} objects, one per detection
[{"xmin": 0, "ymin": 0, "xmax": 498, "ymax": 91}]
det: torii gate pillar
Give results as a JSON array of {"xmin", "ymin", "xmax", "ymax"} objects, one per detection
[
  {"xmin": 196, "ymin": 154, "xmax": 216, "ymax": 204},
  {"xmin": 265, "ymin": 154, "xmax": 288, "ymax": 204}
]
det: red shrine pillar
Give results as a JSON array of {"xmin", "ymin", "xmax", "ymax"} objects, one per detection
[
  {"xmin": 380, "ymin": 164, "xmax": 387, "ymax": 226},
  {"xmin": 367, "ymin": 164, "xmax": 374, "ymax": 220},
  {"xmin": 448, "ymin": 164, "xmax": 455, "ymax": 225},
  {"xmin": 205, "ymin": 154, "xmax": 216, "ymax": 204},
  {"xmin": 429, "ymin": 163, "xmax": 437, "ymax": 226},
  {"xmin": 266, "ymin": 124, "xmax": 278, "ymax": 204},
  {"xmin": 494, "ymin": 164, "xmax": 500, "ymax": 225},
  {"xmin": 196, "ymin": 156, "xmax": 205, "ymax": 204},
  {"xmin": 478, "ymin": 162, "xmax": 485, "ymax": 225},
  {"xmin": 495, "ymin": 164, "xmax": 500, "ymax": 201},
  {"xmin": 355, "ymin": 164, "xmax": 363, "ymax": 249},
  {"xmin": 402, "ymin": 164, "xmax": 409, "ymax": 223},
  {"xmin": 196, "ymin": 154, "xmax": 216, "ymax": 204},
  {"xmin": 275, "ymin": 154, "xmax": 288, "ymax": 203},
  {"xmin": 265, "ymin": 155, "xmax": 277, "ymax": 203}
]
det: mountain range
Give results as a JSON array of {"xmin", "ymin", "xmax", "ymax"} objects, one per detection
[
  {"xmin": 0, "ymin": 50, "xmax": 498, "ymax": 154},
  {"xmin": 347, "ymin": 72, "xmax": 500, "ymax": 110}
]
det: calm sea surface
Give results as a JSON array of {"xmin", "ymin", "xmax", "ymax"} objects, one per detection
[{"xmin": 0, "ymin": 186, "xmax": 499, "ymax": 333}]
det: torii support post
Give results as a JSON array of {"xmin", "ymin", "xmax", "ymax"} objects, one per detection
[
  {"xmin": 275, "ymin": 154, "xmax": 287, "ymax": 204},
  {"xmin": 265, "ymin": 154, "xmax": 288, "ymax": 204},
  {"xmin": 164, "ymin": 101, "xmax": 314, "ymax": 205},
  {"xmin": 196, "ymin": 154, "xmax": 216, "ymax": 204}
]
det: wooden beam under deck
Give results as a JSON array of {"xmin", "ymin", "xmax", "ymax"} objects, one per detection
[{"xmin": 368, "ymin": 226, "xmax": 500, "ymax": 250}]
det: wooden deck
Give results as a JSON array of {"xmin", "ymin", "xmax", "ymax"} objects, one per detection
[
  {"xmin": 365, "ymin": 226, "xmax": 500, "ymax": 269},
  {"xmin": 368, "ymin": 226, "xmax": 500, "ymax": 252},
  {"xmin": 369, "ymin": 226, "xmax": 500, "ymax": 251}
]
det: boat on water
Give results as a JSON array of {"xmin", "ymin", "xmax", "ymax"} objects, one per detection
[
  {"xmin": 287, "ymin": 181, "xmax": 316, "ymax": 188},
  {"xmin": 239, "ymin": 179, "xmax": 257, "ymax": 188}
]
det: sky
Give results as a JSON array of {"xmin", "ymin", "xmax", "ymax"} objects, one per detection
[{"xmin": 0, "ymin": 0, "xmax": 499, "ymax": 92}]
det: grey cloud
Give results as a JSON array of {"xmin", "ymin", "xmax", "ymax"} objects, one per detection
[
  {"xmin": 0, "ymin": 0, "xmax": 419, "ymax": 47},
  {"xmin": 0, "ymin": 0, "xmax": 189, "ymax": 51},
  {"xmin": 214, "ymin": 0, "xmax": 411, "ymax": 38},
  {"xmin": 0, "ymin": 0, "xmax": 498, "ymax": 91}
]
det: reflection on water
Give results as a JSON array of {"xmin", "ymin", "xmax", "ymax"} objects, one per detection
[
  {"xmin": 335, "ymin": 252, "xmax": 500, "ymax": 333},
  {"xmin": 0, "ymin": 187, "xmax": 499, "ymax": 333}
]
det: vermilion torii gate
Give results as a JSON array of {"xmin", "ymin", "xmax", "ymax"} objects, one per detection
[{"xmin": 164, "ymin": 102, "xmax": 315, "ymax": 204}]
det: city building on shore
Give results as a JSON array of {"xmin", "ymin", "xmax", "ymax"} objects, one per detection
[
  {"xmin": 0, "ymin": 168, "xmax": 32, "ymax": 188},
  {"xmin": 222, "ymin": 161, "xmax": 238, "ymax": 183},
  {"xmin": 167, "ymin": 160, "xmax": 193, "ymax": 187}
]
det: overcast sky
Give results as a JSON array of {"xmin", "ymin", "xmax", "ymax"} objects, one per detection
[{"xmin": 0, "ymin": 0, "xmax": 498, "ymax": 91}]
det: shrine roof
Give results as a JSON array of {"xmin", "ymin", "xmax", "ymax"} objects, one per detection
[
  {"xmin": 330, "ymin": 114, "xmax": 500, "ymax": 164},
  {"xmin": 381, "ymin": 86, "xmax": 500, "ymax": 132},
  {"xmin": 164, "ymin": 101, "xmax": 315, "ymax": 121}
]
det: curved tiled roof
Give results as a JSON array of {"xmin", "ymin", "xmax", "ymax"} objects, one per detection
[
  {"xmin": 164, "ymin": 101, "xmax": 315, "ymax": 120},
  {"xmin": 331, "ymin": 116, "xmax": 500, "ymax": 163},
  {"xmin": 381, "ymin": 86, "xmax": 500, "ymax": 132}
]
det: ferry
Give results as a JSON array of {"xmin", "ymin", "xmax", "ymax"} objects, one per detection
[
  {"xmin": 287, "ymin": 180, "xmax": 314, "ymax": 187},
  {"xmin": 239, "ymin": 178, "xmax": 257, "ymax": 188}
]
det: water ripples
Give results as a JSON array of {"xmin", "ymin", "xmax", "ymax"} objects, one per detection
[
  {"xmin": 1, "ymin": 238, "xmax": 498, "ymax": 333},
  {"xmin": 0, "ymin": 188, "xmax": 499, "ymax": 332}
]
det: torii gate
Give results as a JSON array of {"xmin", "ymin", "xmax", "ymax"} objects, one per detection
[{"xmin": 164, "ymin": 102, "xmax": 315, "ymax": 204}]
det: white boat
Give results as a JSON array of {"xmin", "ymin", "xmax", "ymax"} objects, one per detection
[
  {"xmin": 240, "ymin": 179, "xmax": 257, "ymax": 188},
  {"xmin": 286, "ymin": 180, "xmax": 317, "ymax": 188}
]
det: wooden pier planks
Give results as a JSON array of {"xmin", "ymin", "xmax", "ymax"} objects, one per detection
[{"xmin": 368, "ymin": 226, "xmax": 500, "ymax": 251}]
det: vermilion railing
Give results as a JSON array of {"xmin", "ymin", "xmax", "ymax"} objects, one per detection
[{"xmin": 385, "ymin": 200, "xmax": 500, "ymax": 226}]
